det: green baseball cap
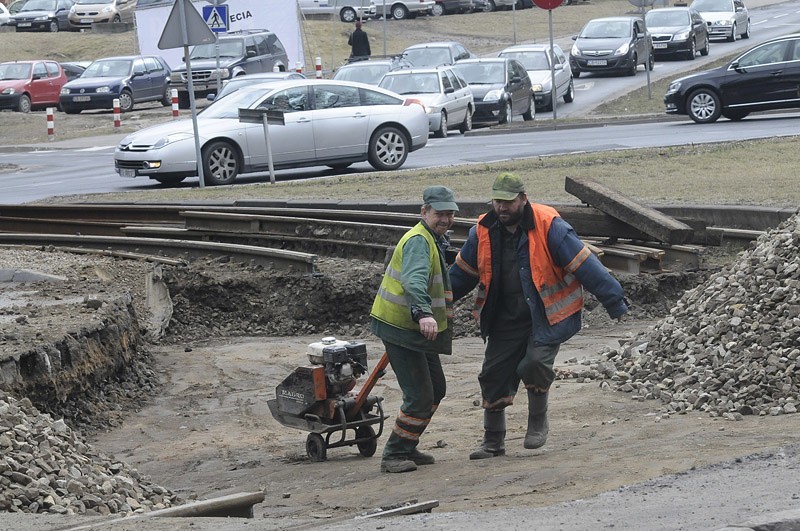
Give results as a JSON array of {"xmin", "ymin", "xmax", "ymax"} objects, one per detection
[
  {"xmin": 491, "ymin": 172, "xmax": 525, "ymax": 201},
  {"xmin": 423, "ymin": 185, "xmax": 459, "ymax": 212}
]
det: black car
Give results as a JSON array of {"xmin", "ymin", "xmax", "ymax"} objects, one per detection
[
  {"xmin": 645, "ymin": 7, "xmax": 710, "ymax": 61},
  {"xmin": 570, "ymin": 16, "xmax": 654, "ymax": 77},
  {"xmin": 664, "ymin": 33, "xmax": 800, "ymax": 123},
  {"xmin": 10, "ymin": 0, "xmax": 72, "ymax": 32},
  {"xmin": 453, "ymin": 57, "xmax": 535, "ymax": 125}
]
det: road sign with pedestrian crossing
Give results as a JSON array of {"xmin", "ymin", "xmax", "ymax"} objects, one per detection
[{"xmin": 202, "ymin": 4, "xmax": 229, "ymax": 33}]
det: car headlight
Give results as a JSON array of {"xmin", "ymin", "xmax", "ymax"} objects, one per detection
[
  {"xmin": 571, "ymin": 45, "xmax": 581, "ymax": 56},
  {"xmin": 96, "ymin": 86, "xmax": 111, "ymax": 93},
  {"xmin": 60, "ymin": 87, "xmax": 70, "ymax": 95},
  {"xmin": 615, "ymin": 42, "xmax": 631, "ymax": 55},
  {"xmin": 212, "ymin": 69, "xmax": 232, "ymax": 80},
  {"xmin": 675, "ymin": 30, "xmax": 691, "ymax": 41},
  {"xmin": 666, "ymin": 80, "xmax": 682, "ymax": 94},
  {"xmin": 101, "ymin": 5, "xmax": 114, "ymax": 13},
  {"xmin": 2, "ymin": 87, "xmax": 15, "ymax": 95},
  {"xmin": 33, "ymin": 15, "xmax": 48, "ymax": 21},
  {"xmin": 484, "ymin": 89, "xmax": 504, "ymax": 101},
  {"xmin": 531, "ymin": 83, "xmax": 543, "ymax": 93},
  {"xmin": 170, "ymin": 72, "xmax": 183, "ymax": 82},
  {"xmin": 152, "ymin": 132, "xmax": 194, "ymax": 149}
]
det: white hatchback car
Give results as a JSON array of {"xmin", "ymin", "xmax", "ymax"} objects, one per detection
[
  {"xmin": 690, "ymin": 0, "xmax": 750, "ymax": 41},
  {"xmin": 379, "ymin": 65, "xmax": 474, "ymax": 138},
  {"xmin": 114, "ymin": 80, "xmax": 429, "ymax": 186}
]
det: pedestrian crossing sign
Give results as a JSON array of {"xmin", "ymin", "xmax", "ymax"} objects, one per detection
[{"xmin": 202, "ymin": 4, "xmax": 229, "ymax": 33}]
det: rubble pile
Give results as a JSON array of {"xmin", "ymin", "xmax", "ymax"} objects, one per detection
[
  {"xmin": 571, "ymin": 211, "xmax": 800, "ymax": 417},
  {"xmin": 0, "ymin": 395, "xmax": 180, "ymax": 515}
]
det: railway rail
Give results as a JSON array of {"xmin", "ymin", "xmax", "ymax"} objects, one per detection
[{"xmin": 0, "ymin": 202, "xmax": 788, "ymax": 275}]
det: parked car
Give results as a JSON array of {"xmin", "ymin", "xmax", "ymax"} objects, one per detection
[
  {"xmin": 0, "ymin": 60, "xmax": 68, "ymax": 112},
  {"xmin": 59, "ymin": 54, "xmax": 171, "ymax": 113},
  {"xmin": 169, "ymin": 29, "xmax": 289, "ymax": 109},
  {"xmin": 68, "ymin": 0, "xmax": 137, "ymax": 31},
  {"xmin": 498, "ymin": 43, "xmax": 574, "ymax": 111},
  {"xmin": 690, "ymin": 0, "xmax": 750, "ymax": 42},
  {"xmin": 453, "ymin": 57, "xmax": 533, "ymax": 125},
  {"xmin": 209, "ymin": 71, "xmax": 305, "ymax": 101},
  {"xmin": 401, "ymin": 41, "xmax": 475, "ymax": 68},
  {"xmin": 645, "ymin": 7, "xmax": 710, "ymax": 60},
  {"xmin": 569, "ymin": 16, "xmax": 654, "ymax": 77},
  {"xmin": 297, "ymin": 0, "xmax": 376, "ymax": 22},
  {"xmin": 114, "ymin": 79, "xmax": 429, "ymax": 185},
  {"xmin": 0, "ymin": 3, "xmax": 11, "ymax": 25},
  {"xmin": 480, "ymin": 0, "xmax": 530, "ymax": 11},
  {"xmin": 664, "ymin": 33, "xmax": 800, "ymax": 123},
  {"xmin": 7, "ymin": 0, "xmax": 28, "ymax": 15},
  {"xmin": 379, "ymin": 64, "xmax": 473, "ymax": 138},
  {"xmin": 431, "ymin": 0, "xmax": 473, "ymax": 16},
  {"xmin": 10, "ymin": 0, "xmax": 73, "ymax": 32},
  {"xmin": 332, "ymin": 57, "xmax": 412, "ymax": 85},
  {"xmin": 374, "ymin": 0, "xmax": 434, "ymax": 20},
  {"xmin": 59, "ymin": 60, "xmax": 90, "ymax": 81}
]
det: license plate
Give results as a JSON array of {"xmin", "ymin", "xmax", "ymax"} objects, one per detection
[
  {"xmin": 72, "ymin": 96, "xmax": 91, "ymax": 102},
  {"xmin": 17, "ymin": 22, "xmax": 31, "ymax": 27},
  {"xmin": 119, "ymin": 168, "xmax": 136, "ymax": 178},
  {"xmin": 654, "ymin": 43, "xmax": 668, "ymax": 49},
  {"xmin": 587, "ymin": 59, "xmax": 607, "ymax": 66},
  {"xmin": 80, "ymin": 18, "xmax": 93, "ymax": 23}
]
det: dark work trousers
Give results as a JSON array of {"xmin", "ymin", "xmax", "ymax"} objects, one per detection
[
  {"xmin": 479, "ymin": 335, "xmax": 560, "ymax": 410},
  {"xmin": 381, "ymin": 340, "xmax": 446, "ymax": 459}
]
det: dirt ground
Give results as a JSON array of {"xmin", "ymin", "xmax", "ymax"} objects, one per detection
[{"xmin": 91, "ymin": 325, "xmax": 800, "ymax": 528}]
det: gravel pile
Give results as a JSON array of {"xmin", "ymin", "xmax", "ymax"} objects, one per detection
[
  {"xmin": 0, "ymin": 395, "xmax": 180, "ymax": 515},
  {"xmin": 566, "ymin": 212, "xmax": 800, "ymax": 418}
]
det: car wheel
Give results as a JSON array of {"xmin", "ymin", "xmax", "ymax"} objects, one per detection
[
  {"xmin": 340, "ymin": 7, "xmax": 356, "ymax": 22},
  {"xmin": 686, "ymin": 39, "xmax": 697, "ymax": 61},
  {"xmin": 722, "ymin": 110, "xmax": 749, "ymax": 121},
  {"xmin": 391, "ymin": 4, "xmax": 409, "ymax": 19},
  {"xmin": 16, "ymin": 94, "xmax": 31, "ymax": 113},
  {"xmin": 572, "ymin": 69, "xmax": 580, "ymax": 78},
  {"xmin": 435, "ymin": 110, "xmax": 448, "ymax": 138},
  {"xmin": 687, "ymin": 89, "xmax": 721, "ymax": 124},
  {"xmin": 563, "ymin": 79, "xmax": 575, "ymax": 103},
  {"xmin": 483, "ymin": 0, "xmax": 496, "ymax": 12},
  {"xmin": 700, "ymin": 36, "xmax": 710, "ymax": 56},
  {"xmin": 153, "ymin": 176, "xmax": 186, "ymax": 185},
  {"xmin": 522, "ymin": 95, "xmax": 535, "ymax": 121},
  {"xmin": 161, "ymin": 86, "xmax": 172, "ymax": 106},
  {"xmin": 728, "ymin": 23, "xmax": 736, "ymax": 42},
  {"xmin": 118, "ymin": 90, "xmax": 134, "ymax": 112},
  {"xmin": 48, "ymin": 19, "xmax": 58, "ymax": 32},
  {"xmin": 432, "ymin": 3, "xmax": 445, "ymax": 16},
  {"xmin": 202, "ymin": 140, "xmax": 240, "ymax": 186},
  {"xmin": 628, "ymin": 53, "xmax": 638, "ymax": 76},
  {"xmin": 459, "ymin": 107, "xmax": 472, "ymax": 134},
  {"xmin": 368, "ymin": 125, "xmax": 409, "ymax": 171},
  {"xmin": 499, "ymin": 100, "xmax": 511, "ymax": 124},
  {"xmin": 112, "ymin": 14, "xmax": 121, "ymax": 23},
  {"xmin": 742, "ymin": 21, "xmax": 750, "ymax": 39}
]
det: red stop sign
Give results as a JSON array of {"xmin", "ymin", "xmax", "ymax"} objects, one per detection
[{"xmin": 532, "ymin": 0, "xmax": 563, "ymax": 9}]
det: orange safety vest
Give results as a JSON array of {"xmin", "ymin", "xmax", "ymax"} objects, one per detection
[{"xmin": 472, "ymin": 204, "xmax": 590, "ymax": 326}]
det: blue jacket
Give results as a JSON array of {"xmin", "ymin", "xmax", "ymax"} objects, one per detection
[{"xmin": 449, "ymin": 203, "xmax": 628, "ymax": 345}]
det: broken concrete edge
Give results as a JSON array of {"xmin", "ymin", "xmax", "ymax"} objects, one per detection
[
  {"xmin": 0, "ymin": 269, "xmax": 68, "ymax": 283},
  {"xmin": 715, "ymin": 507, "xmax": 800, "ymax": 530}
]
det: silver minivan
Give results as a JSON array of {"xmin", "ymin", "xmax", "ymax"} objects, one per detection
[{"xmin": 298, "ymin": 0, "xmax": 376, "ymax": 22}]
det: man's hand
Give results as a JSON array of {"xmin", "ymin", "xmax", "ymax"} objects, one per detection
[{"xmin": 418, "ymin": 316, "xmax": 439, "ymax": 341}]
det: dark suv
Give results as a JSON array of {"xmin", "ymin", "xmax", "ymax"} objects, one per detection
[{"xmin": 169, "ymin": 29, "xmax": 289, "ymax": 109}]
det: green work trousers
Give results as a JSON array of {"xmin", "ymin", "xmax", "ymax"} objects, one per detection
[{"xmin": 381, "ymin": 340, "xmax": 446, "ymax": 459}]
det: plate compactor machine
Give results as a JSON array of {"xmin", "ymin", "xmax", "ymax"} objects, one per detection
[{"xmin": 267, "ymin": 337, "xmax": 390, "ymax": 462}]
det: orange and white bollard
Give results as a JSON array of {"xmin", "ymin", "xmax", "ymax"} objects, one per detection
[
  {"xmin": 171, "ymin": 89, "xmax": 179, "ymax": 119},
  {"xmin": 46, "ymin": 107, "xmax": 55, "ymax": 141},
  {"xmin": 315, "ymin": 57, "xmax": 322, "ymax": 79},
  {"xmin": 295, "ymin": 61, "xmax": 302, "ymax": 74},
  {"xmin": 113, "ymin": 98, "xmax": 121, "ymax": 128}
]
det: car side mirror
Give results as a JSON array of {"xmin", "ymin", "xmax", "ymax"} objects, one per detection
[
  {"xmin": 32, "ymin": 73, "xmax": 44, "ymax": 80},
  {"xmin": 133, "ymin": 69, "xmax": 145, "ymax": 76},
  {"xmin": 247, "ymin": 50, "xmax": 256, "ymax": 58},
  {"xmin": 444, "ymin": 86, "xmax": 454, "ymax": 94},
  {"xmin": 637, "ymin": 32, "xmax": 645, "ymax": 39},
  {"xmin": 511, "ymin": 75, "xmax": 521, "ymax": 83},
  {"xmin": 572, "ymin": 35, "xmax": 578, "ymax": 41},
  {"xmin": 207, "ymin": 94, "xmax": 216, "ymax": 101},
  {"xmin": 730, "ymin": 60, "xmax": 745, "ymax": 72}
]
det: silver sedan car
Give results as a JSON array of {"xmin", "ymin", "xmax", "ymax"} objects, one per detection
[{"xmin": 114, "ymin": 80, "xmax": 430, "ymax": 186}]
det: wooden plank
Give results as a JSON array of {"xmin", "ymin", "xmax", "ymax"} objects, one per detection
[
  {"xmin": 564, "ymin": 177, "xmax": 695, "ymax": 244},
  {"xmin": 358, "ymin": 500, "xmax": 440, "ymax": 519}
]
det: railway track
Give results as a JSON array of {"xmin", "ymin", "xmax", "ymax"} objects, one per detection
[{"xmin": 0, "ymin": 202, "xmax": 789, "ymax": 275}]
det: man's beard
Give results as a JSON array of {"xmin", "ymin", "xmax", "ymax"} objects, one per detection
[{"xmin": 498, "ymin": 208, "xmax": 523, "ymax": 226}]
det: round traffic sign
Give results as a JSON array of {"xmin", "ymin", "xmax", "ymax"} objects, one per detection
[{"xmin": 532, "ymin": 0, "xmax": 563, "ymax": 10}]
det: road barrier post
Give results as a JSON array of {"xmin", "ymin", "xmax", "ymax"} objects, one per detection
[
  {"xmin": 113, "ymin": 99, "xmax": 121, "ymax": 128},
  {"xmin": 46, "ymin": 108, "xmax": 54, "ymax": 141},
  {"xmin": 171, "ymin": 89, "xmax": 179, "ymax": 119},
  {"xmin": 295, "ymin": 62, "xmax": 302, "ymax": 74},
  {"xmin": 315, "ymin": 57, "xmax": 322, "ymax": 79}
]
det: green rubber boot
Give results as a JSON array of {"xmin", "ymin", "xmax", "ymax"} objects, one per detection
[
  {"xmin": 524, "ymin": 390, "xmax": 549, "ymax": 450},
  {"xmin": 469, "ymin": 409, "xmax": 506, "ymax": 460}
]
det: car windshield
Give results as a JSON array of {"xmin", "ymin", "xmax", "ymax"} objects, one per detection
[
  {"xmin": 380, "ymin": 73, "xmax": 439, "ymax": 95},
  {"xmin": 19, "ymin": 0, "xmax": 55, "ymax": 11},
  {"xmin": 454, "ymin": 62, "xmax": 504, "ymax": 84},
  {"xmin": 333, "ymin": 64, "xmax": 390, "ymax": 84},
  {"xmin": 190, "ymin": 41, "xmax": 244, "ymax": 60},
  {"xmin": 580, "ymin": 20, "xmax": 631, "ymax": 39},
  {"xmin": 0, "ymin": 63, "xmax": 32, "ymax": 80},
  {"xmin": 201, "ymin": 85, "xmax": 286, "ymax": 119},
  {"xmin": 499, "ymin": 50, "xmax": 550, "ymax": 71},
  {"xmin": 646, "ymin": 10, "xmax": 689, "ymax": 26},
  {"xmin": 82, "ymin": 60, "xmax": 132, "ymax": 77},
  {"xmin": 403, "ymin": 48, "xmax": 452, "ymax": 67},
  {"xmin": 691, "ymin": 0, "xmax": 732, "ymax": 11}
]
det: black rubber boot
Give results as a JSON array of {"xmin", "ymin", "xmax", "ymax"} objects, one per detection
[
  {"xmin": 469, "ymin": 409, "xmax": 506, "ymax": 460},
  {"xmin": 524, "ymin": 390, "xmax": 549, "ymax": 450}
]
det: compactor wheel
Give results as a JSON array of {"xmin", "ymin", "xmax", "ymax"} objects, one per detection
[
  {"xmin": 306, "ymin": 433, "xmax": 327, "ymax": 462},
  {"xmin": 356, "ymin": 426, "xmax": 378, "ymax": 457}
]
